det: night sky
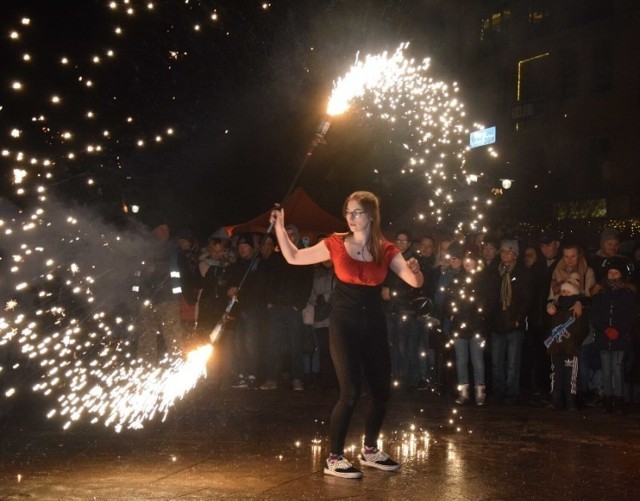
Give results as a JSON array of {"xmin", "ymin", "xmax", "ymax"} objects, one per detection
[{"xmin": 1, "ymin": 0, "xmax": 467, "ymax": 239}]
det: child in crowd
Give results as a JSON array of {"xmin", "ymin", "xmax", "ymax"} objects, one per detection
[
  {"xmin": 590, "ymin": 258, "xmax": 636, "ymax": 413},
  {"xmin": 545, "ymin": 273, "xmax": 590, "ymax": 410}
]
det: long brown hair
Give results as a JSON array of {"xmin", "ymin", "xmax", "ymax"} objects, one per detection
[{"xmin": 342, "ymin": 191, "xmax": 386, "ymax": 264}]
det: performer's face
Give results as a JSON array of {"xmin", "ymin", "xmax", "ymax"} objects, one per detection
[{"xmin": 345, "ymin": 201, "xmax": 370, "ymax": 232}]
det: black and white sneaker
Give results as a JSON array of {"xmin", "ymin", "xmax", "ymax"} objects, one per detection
[
  {"xmin": 359, "ymin": 448, "xmax": 400, "ymax": 471},
  {"xmin": 324, "ymin": 456, "xmax": 363, "ymax": 479}
]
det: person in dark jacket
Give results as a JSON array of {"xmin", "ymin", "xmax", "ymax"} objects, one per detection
[
  {"xmin": 382, "ymin": 230, "xmax": 423, "ymax": 390},
  {"xmin": 526, "ymin": 232, "xmax": 561, "ymax": 395},
  {"xmin": 133, "ymin": 224, "xmax": 189, "ymax": 363},
  {"xmin": 446, "ymin": 249, "xmax": 487, "ymax": 406},
  {"xmin": 226, "ymin": 233, "xmax": 267, "ymax": 389},
  {"xmin": 196, "ymin": 237, "xmax": 231, "ymax": 335},
  {"xmin": 260, "ymin": 225, "xmax": 313, "ymax": 391},
  {"xmin": 484, "ymin": 239, "xmax": 533, "ymax": 403},
  {"xmin": 590, "ymin": 257, "xmax": 636, "ymax": 412}
]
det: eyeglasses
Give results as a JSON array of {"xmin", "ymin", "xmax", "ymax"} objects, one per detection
[{"xmin": 345, "ymin": 209, "xmax": 366, "ymax": 219}]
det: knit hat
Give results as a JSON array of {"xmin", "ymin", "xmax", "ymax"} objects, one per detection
[
  {"xmin": 208, "ymin": 227, "xmax": 231, "ymax": 242},
  {"xmin": 236, "ymin": 232, "xmax": 254, "ymax": 247},
  {"xmin": 603, "ymin": 256, "xmax": 632, "ymax": 279},
  {"xmin": 499, "ymin": 239, "xmax": 519, "ymax": 257},
  {"xmin": 600, "ymin": 228, "xmax": 619, "ymax": 246},
  {"xmin": 560, "ymin": 273, "xmax": 581, "ymax": 295}
]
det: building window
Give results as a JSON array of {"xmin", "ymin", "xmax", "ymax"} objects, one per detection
[
  {"xmin": 528, "ymin": 0, "xmax": 552, "ymax": 35},
  {"xmin": 591, "ymin": 39, "xmax": 612, "ymax": 93},
  {"xmin": 480, "ymin": 8, "xmax": 511, "ymax": 46},
  {"xmin": 517, "ymin": 53, "xmax": 551, "ymax": 102}
]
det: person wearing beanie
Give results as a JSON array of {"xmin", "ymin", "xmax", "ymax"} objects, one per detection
[
  {"xmin": 600, "ymin": 228, "xmax": 619, "ymax": 252},
  {"xmin": 545, "ymin": 273, "xmax": 591, "ymax": 410},
  {"xmin": 560, "ymin": 277, "xmax": 580, "ymax": 296},
  {"xmin": 589, "ymin": 228, "xmax": 621, "ymax": 283},
  {"xmin": 483, "ymin": 238, "xmax": 533, "ymax": 403},
  {"xmin": 590, "ymin": 258, "xmax": 636, "ymax": 413},
  {"xmin": 499, "ymin": 239, "xmax": 519, "ymax": 257}
]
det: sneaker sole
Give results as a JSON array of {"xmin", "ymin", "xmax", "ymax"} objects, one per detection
[
  {"xmin": 323, "ymin": 468, "xmax": 363, "ymax": 479},
  {"xmin": 360, "ymin": 460, "xmax": 400, "ymax": 471}
]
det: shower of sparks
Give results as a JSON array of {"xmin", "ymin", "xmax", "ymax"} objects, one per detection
[
  {"xmin": 0, "ymin": 1, "xmax": 248, "ymax": 431},
  {"xmin": 2, "ymin": 4, "xmax": 494, "ymax": 433},
  {"xmin": 0, "ymin": 199, "xmax": 216, "ymax": 431},
  {"xmin": 53, "ymin": 343, "xmax": 212, "ymax": 431},
  {"xmin": 327, "ymin": 43, "xmax": 496, "ymax": 235}
]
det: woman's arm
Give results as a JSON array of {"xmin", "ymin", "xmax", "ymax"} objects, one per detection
[
  {"xmin": 389, "ymin": 253, "xmax": 424, "ymax": 289},
  {"xmin": 270, "ymin": 208, "xmax": 331, "ymax": 265}
]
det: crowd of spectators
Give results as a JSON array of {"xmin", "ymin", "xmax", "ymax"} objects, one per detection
[{"xmin": 143, "ymin": 224, "xmax": 640, "ymax": 413}]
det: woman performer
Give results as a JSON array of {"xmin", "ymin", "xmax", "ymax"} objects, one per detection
[{"xmin": 270, "ymin": 191, "xmax": 423, "ymax": 479}]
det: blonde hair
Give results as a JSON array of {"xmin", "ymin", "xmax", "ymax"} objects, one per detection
[{"xmin": 342, "ymin": 191, "xmax": 386, "ymax": 264}]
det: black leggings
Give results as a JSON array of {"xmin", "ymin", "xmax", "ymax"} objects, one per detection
[{"xmin": 328, "ymin": 297, "xmax": 391, "ymax": 455}]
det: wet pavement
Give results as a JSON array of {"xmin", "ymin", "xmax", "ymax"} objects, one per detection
[{"xmin": 1, "ymin": 380, "xmax": 639, "ymax": 500}]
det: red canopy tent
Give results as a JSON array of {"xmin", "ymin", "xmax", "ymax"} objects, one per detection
[{"xmin": 224, "ymin": 187, "xmax": 347, "ymax": 244}]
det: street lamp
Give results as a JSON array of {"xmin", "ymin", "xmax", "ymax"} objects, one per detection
[{"xmin": 500, "ymin": 178, "xmax": 514, "ymax": 190}]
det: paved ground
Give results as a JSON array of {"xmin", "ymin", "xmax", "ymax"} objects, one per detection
[{"xmin": 1, "ymin": 380, "xmax": 639, "ymax": 500}]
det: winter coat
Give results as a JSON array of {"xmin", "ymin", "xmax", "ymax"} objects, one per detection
[
  {"xmin": 591, "ymin": 284, "xmax": 636, "ymax": 352},
  {"xmin": 383, "ymin": 249, "xmax": 422, "ymax": 313},
  {"xmin": 484, "ymin": 261, "xmax": 534, "ymax": 334},
  {"xmin": 226, "ymin": 255, "xmax": 267, "ymax": 313},
  {"xmin": 265, "ymin": 251, "xmax": 313, "ymax": 311},
  {"xmin": 444, "ymin": 271, "xmax": 486, "ymax": 340}
]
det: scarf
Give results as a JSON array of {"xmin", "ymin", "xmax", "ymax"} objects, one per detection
[{"xmin": 500, "ymin": 263, "xmax": 513, "ymax": 310}]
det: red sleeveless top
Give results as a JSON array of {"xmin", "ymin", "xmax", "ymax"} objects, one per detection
[{"xmin": 323, "ymin": 234, "xmax": 399, "ymax": 286}]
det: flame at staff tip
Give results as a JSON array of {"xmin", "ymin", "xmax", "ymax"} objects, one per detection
[{"xmin": 326, "ymin": 42, "xmax": 413, "ymax": 117}]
